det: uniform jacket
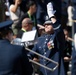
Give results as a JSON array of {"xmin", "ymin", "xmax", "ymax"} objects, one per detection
[
  {"xmin": 29, "ymin": 22, "xmax": 66, "ymax": 75},
  {"xmin": 0, "ymin": 39, "xmax": 33, "ymax": 75}
]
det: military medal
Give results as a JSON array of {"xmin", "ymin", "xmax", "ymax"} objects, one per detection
[{"xmin": 47, "ymin": 40, "xmax": 54, "ymax": 50}]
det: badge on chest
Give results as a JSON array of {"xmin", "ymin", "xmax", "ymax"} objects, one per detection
[{"xmin": 47, "ymin": 39, "xmax": 54, "ymax": 50}]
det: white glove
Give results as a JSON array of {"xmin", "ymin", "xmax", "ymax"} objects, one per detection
[{"xmin": 47, "ymin": 2, "xmax": 56, "ymax": 18}]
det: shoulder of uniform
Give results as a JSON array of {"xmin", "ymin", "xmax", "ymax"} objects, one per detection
[
  {"xmin": 38, "ymin": 35, "xmax": 46, "ymax": 39},
  {"xmin": 11, "ymin": 44, "xmax": 24, "ymax": 50}
]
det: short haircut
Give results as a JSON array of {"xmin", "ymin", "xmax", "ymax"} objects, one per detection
[
  {"xmin": 26, "ymin": 0, "xmax": 36, "ymax": 10},
  {"xmin": 0, "ymin": 28, "xmax": 13, "ymax": 39},
  {"xmin": 22, "ymin": 18, "xmax": 33, "ymax": 27}
]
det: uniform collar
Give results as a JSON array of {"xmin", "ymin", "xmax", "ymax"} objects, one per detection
[{"xmin": 0, "ymin": 39, "xmax": 10, "ymax": 43}]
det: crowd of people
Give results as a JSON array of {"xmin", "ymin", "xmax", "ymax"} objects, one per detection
[{"xmin": 0, "ymin": 0, "xmax": 74, "ymax": 75}]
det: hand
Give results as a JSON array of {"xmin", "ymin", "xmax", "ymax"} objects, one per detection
[
  {"xmin": 15, "ymin": 0, "xmax": 21, "ymax": 5},
  {"xmin": 47, "ymin": 2, "xmax": 56, "ymax": 18},
  {"xmin": 64, "ymin": 57, "xmax": 70, "ymax": 62},
  {"xmin": 37, "ymin": 24, "xmax": 45, "ymax": 29},
  {"xmin": 51, "ymin": 17, "xmax": 57, "ymax": 24},
  {"xmin": 33, "ymin": 58, "xmax": 39, "ymax": 62},
  {"xmin": 67, "ymin": 37, "xmax": 74, "ymax": 42}
]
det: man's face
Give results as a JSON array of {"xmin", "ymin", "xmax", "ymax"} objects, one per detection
[
  {"xmin": 31, "ymin": 4, "xmax": 37, "ymax": 13},
  {"xmin": 28, "ymin": 23, "xmax": 33, "ymax": 31},
  {"xmin": 44, "ymin": 24, "xmax": 54, "ymax": 34},
  {"xmin": 7, "ymin": 32, "xmax": 13, "ymax": 42},
  {"xmin": 64, "ymin": 30, "xmax": 69, "ymax": 40},
  {"xmin": 24, "ymin": 23, "xmax": 33, "ymax": 31}
]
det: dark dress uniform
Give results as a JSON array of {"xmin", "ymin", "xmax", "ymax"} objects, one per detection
[
  {"xmin": 0, "ymin": 20, "xmax": 33, "ymax": 75},
  {"xmin": 29, "ymin": 21, "xmax": 66, "ymax": 75}
]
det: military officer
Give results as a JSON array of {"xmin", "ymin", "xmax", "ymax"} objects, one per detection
[
  {"xmin": 0, "ymin": 20, "xmax": 33, "ymax": 75},
  {"xmin": 28, "ymin": 19, "xmax": 66, "ymax": 75}
]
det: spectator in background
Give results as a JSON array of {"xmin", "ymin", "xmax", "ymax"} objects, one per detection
[
  {"xmin": 67, "ymin": 0, "xmax": 74, "ymax": 26},
  {"xmin": 61, "ymin": 0, "xmax": 68, "ymax": 28},
  {"xmin": 9, "ymin": 0, "xmax": 28, "ymax": 13},
  {"xmin": 16, "ymin": 0, "xmax": 38, "ymax": 34},
  {"xmin": 5, "ymin": 5, "xmax": 10, "ymax": 20},
  {"xmin": 63, "ymin": 28, "xmax": 72, "ymax": 75},
  {"xmin": 9, "ymin": 0, "xmax": 24, "ymax": 38},
  {"xmin": 17, "ymin": 18, "xmax": 33, "ymax": 38},
  {"xmin": 4, "ymin": 0, "xmax": 10, "ymax": 20}
]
